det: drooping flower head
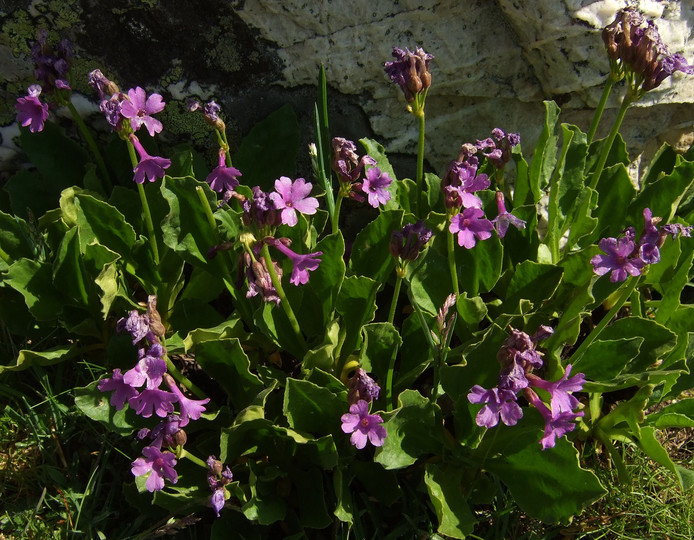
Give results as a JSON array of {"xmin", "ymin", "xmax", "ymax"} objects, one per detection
[
  {"xmin": 120, "ymin": 86, "xmax": 166, "ymax": 137},
  {"xmin": 15, "ymin": 85, "xmax": 50, "ymax": 133},
  {"xmin": 331, "ymin": 137, "xmax": 377, "ymax": 186},
  {"xmin": 206, "ymin": 455, "xmax": 233, "ymax": 517},
  {"xmin": 242, "ymin": 186, "xmax": 281, "ymax": 229},
  {"xmin": 128, "ymin": 134, "xmax": 171, "ymax": 184},
  {"xmin": 206, "ymin": 148, "xmax": 242, "ymax": 193},
  {"xmin": 131, "ymin": 446, "xmax": 178, "ymax": 492},
  {"xmin": 341, "ymin": 400, "xmax": 387, "ymax": 449},
  {"xmin": 243, "ymin": 250, "xmax": 282, "ymax": 305},
  {"xmin": 384, "ymin": 47, "xmax": 434, "ymax": 104},
  {"xmin": 492, "ymin": 191, "xmax": 526, "ymax": 238},
  {"xmin": 347, "ymin": 369, "xmax": 381, "ymax": 405},
  {"xmin": 390, "ymin": 220, "xmax": 433, "ymax": 262},
  {"xmin": 269, "ymin": 177, "xmax": 319, "ymax": 226},
  {"xmin": 269, "ymin": 238, "xmax": 322, "ymax": 286}
]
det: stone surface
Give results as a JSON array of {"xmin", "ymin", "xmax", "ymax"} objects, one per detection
[{"xmin": 1, "ymin": 0, "xmax": 693, "ymax": 181}]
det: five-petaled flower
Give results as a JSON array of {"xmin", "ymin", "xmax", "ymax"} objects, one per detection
[
  {"xmin": 449, "ymin": 207, "xmax": 494, "ymax": 249},
  {"xmin": 120, "ymin": 86, "xmax": 166, "ymax": 137},
  {"xmin": 341, "ymin": 400, "xmax": 387, "ymax": 449},
  {"xmin": 362, "ymin": 167, "xmax": 393, "ymax": 208},
  {"xmin": 129, "ymin": 134, "xmax": 171, "ymax": 184},
  {"xmin": 269, "ymin": 176, "xmax": 319, "ymax": 227},
  {"xmin": 131, "ymin": 446, "xmax": 178, "ymax": 492}
]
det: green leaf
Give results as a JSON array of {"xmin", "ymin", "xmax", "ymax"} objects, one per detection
[
  {"xmin": 590, "ymin": 163, "xmax": 637, "ymax": 243},
  {"xmin": 0, "ymin": 343, "xmax": 82, "ymax": 374},
  {"xmin": 194, "ymin": 338, "xmax": 264, "ymax": 411},
  {"xmin": 637, "ymin": 426, "xmax": 694, "ymax": 490},
  {"xmin": 160, "ymin": 176, "xmax": 218, "ymax": 265},
  {"xmin": 5, "ymin": 258, "xmax": 63, "ymax": 320},
  {"xmin": 485, "ymin": 419, "xmax": 606, "ymax": 522},
  {"xmin": 335, "ymin": 276, "xmax": 379, "ymax": 358},
  {"xmin": 573, "ymin": 337, "xmax": 643, "ymax": 382},
  {"xmin": 424, "ymin": 463, "xmax": 475, "ymax": 539},
  {"xmin": 645, "ymin": 399, "xmax": 694, "ymax": 428},
  {"xmin": 296, "ymin": 232, "xmax": 345, "ymax": 339},
  {"xmin": 233, "ymin": 104, "xmax": 300, "ymax": 191},
  {"xmin": 349, "ymin": 209, "xmax": 403, "ymax": 284},
  {"xmin": 629, "ymin": 159, "xmax": 694, "ymax": 225},
  {"xmin": 527, "ymin": 101, "xmax": 560, "ymax": 204},
  {"xmin": 454, "ymin": 228, "xmax": 503, "ymax": 295},
  {"xmin": 283, "ymin": 378, "xmax": 345, "ymax": 435},
  {"xmin": 374, "ymin": 390, "xmax": 444, "ymax": 470},
  {"xmin": 358, "ymin": 323, "xmax": 402, "ymax": 386},
  {"xmin": 0, "ymin": 211, "xmax": 35, "ymax": 262},
  {"xmin": 52, "ymin": 227, "xmax": 89, "ymax": 306},
  {"xmin": 500, "ymin": 261, "xmax": 563, "ymax": 313},
  {"xmin": 74, "ymin": 194, "xmax": 137, "ymax": 258},
  {"xmin": 600, "ymin": 317, "xmax": 677, "ymax": 374},
  {"xmin": 293, "ymin": 467, "xmax": 332, "ymax": 529},
  {"xmin": 74, "ymin": 380, "xmax": 144, "ymax": 436}
]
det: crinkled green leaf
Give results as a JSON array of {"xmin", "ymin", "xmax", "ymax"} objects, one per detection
[
  {"xmin": 349, "ymin": 209, "xmax": 402, "ymax": 284},
  {"xmin": 283, "ymin": 378, "xmax": 344, "ymax": 436},
  {"xmin": 5, "ymin": 258, "xmax": 63, "ymax": 320},
  {"xmin": 574, "ymin": 337, "xmax": 643, "ymax": 382},
  {"xmin": 424, "ymin": 463, "xmax": 475, "ymax": 539},
  {"xmin": 335, "ymin": 275, "xmax": 379, "ymax": 358},
  {"xmin": 74, "ymin": 380, "xmax": 144, "ymax": 436}
]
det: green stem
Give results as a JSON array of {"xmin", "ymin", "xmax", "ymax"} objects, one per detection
[
  {"xmin": 66, "ymin": 101, "xmax": 112, "ymax": 192},
  {"xmin": 195, "ymin": 187, "xmax": 254, "ymax": 326},
  {"xmin": 180, "ymin": 449, "xmax": 208, "ymax": 468},
  {"xmin": 332, "ymin": 193, "xmax": 344, "ymax": 235},
  {"xmin": 260, "ymin": 243, "xmax": 308, "ymax": 352},
  {"xmin": 165, "ymin": 356, "xmax": 207, "ymax": 399},
  {"xmin": 384, "ymin": 345, "xmax": 399, "ymax": 412},
  {"xmin": 587, "ymin": 77, "xmax": 616, "ymax": 144},
  {"xmin": 126, "ymin": 140, "xmax": 160, "ymax": 265},
  {"xmin": 387, "ymin": 274, "xmax": 403, "ymax": 325},
  {"xmin": 630, "ymin": 288, "xmax": 642, "ymax": 318},
  {"xmin": 588, "ymin": 93, "xmax": 632, "ymax": 191},
  {"xmin": 415, "ymin": 110, "xmax": 426, "ymax": 216},
  {"xmin": 569, "ymin": 275, "xmax": 641, "ymax": 365},
  {"xmin": 220, "ymin": 130, "xmax": 233, "ymax": 166},
  {"xmin": 446, "ymin": 219, "xmax": 460, "ymax": 297}
]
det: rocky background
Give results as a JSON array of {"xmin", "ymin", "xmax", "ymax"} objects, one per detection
[{"xmin": 1, "ymin": 0, "xmax": 693, "ymax": 181}]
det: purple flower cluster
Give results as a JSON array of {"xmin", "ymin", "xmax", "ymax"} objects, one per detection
[
  {"xmin": 346, "ymin": 368, "xmax": 381, "ymax": 405},
  {"xmin": 341, "ymin": 400, "xmax": 387, "ymax": 450},
  {"xmin": 206, "ymin": 179, "xmax": 321, "ymax": 303},
  {"xmin": 390, "ymin": 221, "xmax": 433, "ymax": 262},
  {"xmin": 603, "ymin": 8, "xmax": 693, "ymax": 92},
  {"xmin": 442, "ymin": 139, "xmax": 525, "ymax": 249},
  {"xmin": 207, "ymin": 456, "xmax": 233, "ymax": 517},
  {"xmin": 187, "ymin": 98, "xmax": 225, "ymax": 131},
  {"xmin": 475, "ymin": 128, "xmax": 521, "ymax": 169},
  {"xmin": 331, "ymin": 137, "xmax": 392, "ymax": 209},
  {"xmin": 98, "ymin": 296, "xmax": 210, "ymax": 492},
  {"xmin": 30, "ymin": 29, "xmax": 72, "ymax": 94},
  {"xmin": 384, "ymin": 47, "xmax": 433, "ymax": 103},
  {"xmin": 88, "ymin": 70, "xmax": 171, "ymax": 183},
  {"xmin": 15, "ymin": 85, "xmax": 50, "ymax": 134},
  {"xmin": 467, "ymin": 326, "xmax": 586, "ymax": 450},
  {"xmin": 591, "ymin": 208, "xmax": 692, "ymax": 282}
]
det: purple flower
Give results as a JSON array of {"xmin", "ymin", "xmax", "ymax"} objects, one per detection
[
  {"xmin": 206, "ymin": 148, "xmax": 241, "ymax": 193},
  {"xmin": 663, "ymin": 223, "xmax": 693, "ymax": 238},
  {"xmin": 362, "ymin": 167, "xmax": 392, "ymax": 208},
  {"xmin": 97, "ymin": 368, "xmax": 139, "ymax": 410},
  {"xmin": 207, "ymin": 455, "xmax": 232, "ymax": 517},
  {"xmin": 384, "ymin": 47, "xmax": 433, "ymax": 102},
  {"xmin": 347, "ymin": 368, "xmax": 381, "ymax": 405},
  {"xmin": 163, "ymin": 373, "xmax": 209, "ymax": 427},
  {"xmin": 449, "ymin": 207, "xmax": 494, "ymax": 249},
  {"xmin": 269, "ymin": 177, "xmax": 319, "ymax": 226},
  {"xmin": 467, "ymin": 385, "xmax": 523, "ymax": 428},
  {"xmin": 528, "ymin": 365, "xmax": 585, "ymax": 415},
  {"xmin": 491, "ymin": 191, "xmax": 526, "ymax": 238},
  {"xmin": 244, "ymin": 252, "xmax": 282, "ymax": 305},
  {"xmin": 116, "ymin": 309, "xmax": 150, "ymax": 344},
  {"xmin": 341, "ymin": 400, "xmax": 387, "ymax": 449},
  {"xmin": 270, "ymin": 239, "xmax": 322, "ymax": 286},
  {"xmin": 30, "ymin": 31, "xmax": 72, "ymax": 93},
  {"xmin": 120, "ymin": 86, "xmax": 165, "ymax": 137},
  {"xmin": 147, "ymin": 414, "xmax": 185, "ymax": 449},
  {"xmin": 128, "ymin": 388, "xmax": 177, "ymax": 418},
  {"xmin": 242, "ymin": 186, "xmax": 281, "ymax": 228},
  {"xmin": 591, "ymin": 235, "xmax": 644, "ymax": 282},
  {"xmin": 16, "ymin": 85, "xmax": 49, "ymax": 133},
  {"xmin": 131, "ymin": 446, "xmax": 178, "ymax": 492},
  {"xmin": 129, "ymin": 134, "xmax": 171, "ymax": 184},
  {"xmin": 637, "ymin": 207, "xmax": 661, "ymax": 264},
  {"xmin": 390, "ymin": 221, "xmax": 433, "ymax": 261},
  {"xmin": 122, "ymin": 349, "xmax": 168, "ymax": 390},
  {"xmin": 331, "ymin": 137, "xmax": 377, "ymax": 185}
]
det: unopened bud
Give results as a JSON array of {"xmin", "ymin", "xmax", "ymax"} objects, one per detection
[
  {"xmin": 172, "ymin": 429, "xmax": 187, "ymax": 447},
  {"xmin": 146, "ymin": 295, "xmax": 166, "ymax": 338}
]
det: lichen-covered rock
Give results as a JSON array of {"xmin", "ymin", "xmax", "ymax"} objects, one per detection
[{"xmin": 1, "ymin": 0, "xmax": 692, "ymax": 179}]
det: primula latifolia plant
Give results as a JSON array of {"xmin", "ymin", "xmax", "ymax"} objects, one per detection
[{"xmin": 3, "ymin": 8, "xmax": 694, "ymax": 537}]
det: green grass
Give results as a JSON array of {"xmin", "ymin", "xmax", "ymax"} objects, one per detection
[{"xmin": 1, "ymin": 363, "xmax": 693, "ymax": 539}]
